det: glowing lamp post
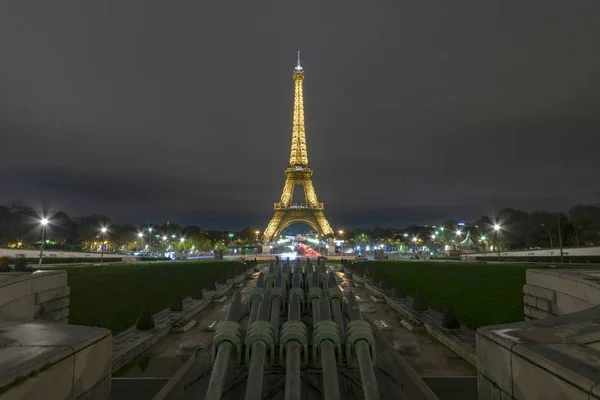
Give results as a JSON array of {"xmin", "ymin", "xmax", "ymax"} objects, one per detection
[
  {"xmin": 100, "ymin": 227, "xmax": 107, "ymax": 264},
  {"xmin": 38, "ymin": 218, "xmax": 49, "ymax": 266},
  {"xmin": 147, "ymin": 227, "xmax": 153, "ymax": 256},
  {"xmin": 137, "ymin": 232, "xmax": 144, "ymax": 251},
  {"xmin": 494, "ymin": 224, "xmax": 501, "ymax": 259}
]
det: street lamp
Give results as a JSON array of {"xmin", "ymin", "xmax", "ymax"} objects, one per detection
[
  {"xmin": 39, "ymin": 218, "xmax": 49, "ymax": 266},
  {"xmin": 100, "ymin": 227, "xmax": 107, "ymax": 264},
  {"xmin": 148, "ymin": 227, "xmax": 153, "ymax": 256},
  {"xmin": 255, "ymin": 230, "xmax": 260, "ymax": 242},
  {"xmin": 179, "ymin": 237, "xmax": 185, "ymax": 258},
  {"xmin": 137, "ymin": 232, "xmax": 144, "ymax": 252},
  {"xmin": 494, "ymin": 224, "xmax": 501, "ymax": 259}
]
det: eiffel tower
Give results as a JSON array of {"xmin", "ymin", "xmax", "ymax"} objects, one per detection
[{"xmin": 262, "ymin": 52, "xmax": 334, "ymax": 242}]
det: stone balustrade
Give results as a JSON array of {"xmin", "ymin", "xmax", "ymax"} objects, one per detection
[
  {"xmin": 478, "ymin": 269, "xmax": 600, "ymax": 399},
  {"xmin": 523, "ymin": 269, "xmax": 600, "ymax": 320},
  {"xmin": 0, "ymin": 314, "xmax": 111, "ymax": 399},
  {"xmin": 0, "ymin": 271, "xmax": 70, "ymax": 323}
]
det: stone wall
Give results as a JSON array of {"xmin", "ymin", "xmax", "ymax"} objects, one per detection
[
  {"xmin": 0, "ymin": 314, "xmax": 111, "ymax": 399},
  {"xmin": 0, "ymin": 271, "xmax": 70, "ymax": 323},
  {"xmin": 478, "ymin": 269, "xmax": 600, "ymax": 400},
  {"xmin": 523, "ymin": 269, "xmax": 600, "ymax": 320}
]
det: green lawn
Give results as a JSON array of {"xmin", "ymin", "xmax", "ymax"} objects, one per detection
[
  {"xmin": 52, "ymin": 261, "xmax": 245, "ymax": 333},
  {"xmin": 356, "ymin": 261, "xmax": 589, "ymax": 329}
]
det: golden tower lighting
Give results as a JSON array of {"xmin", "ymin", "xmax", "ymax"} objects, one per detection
[{"xmin": 262, "ymin": 52, "xmax": 334, "ymax": 242}]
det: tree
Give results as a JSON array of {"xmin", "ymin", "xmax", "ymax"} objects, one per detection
[{"xmin": 570, "ymin": 205, "xmax": 600, "ymax": 246}]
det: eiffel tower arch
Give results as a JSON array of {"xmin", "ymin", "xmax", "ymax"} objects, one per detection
[{"xmin": 263, "ymin": 53, "xmax": 334, "ymax": 242}]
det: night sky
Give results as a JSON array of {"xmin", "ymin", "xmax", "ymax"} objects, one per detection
[{"xmin": 2, "ymin": 1, "xmax": 599, "ymax": 230}]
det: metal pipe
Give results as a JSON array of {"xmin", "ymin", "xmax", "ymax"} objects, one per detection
[
  {"xmin": 328, "ymin": 273, "xmax": 345, "ymax": 343},
  {"xmin": 346, "ymin": 291, "xmax": 380, "ymax": 400},
  {"xmin": 270, "ymin": 297, "xmax": 281, "ymax": 343},
  {"xmin": 320, "ymin": 340, "xmax": 341, "ymax": 400},
  {"xmin": 330, "ymin": 298, "xmax": 345, "ymax": 343},
  {"xmin": 248, "ymin": 273, "xmax": 265, "ymax": 326},
  {"xmin": 285, "ymin": 341, "xmax": 301, "ymax": 400},
  {"xmin": 284, "ymin": 294, "xmax": 302, "ymax": 400},
  {"xmin": 312, "ymin": 298, "xmax": 320, "ymax": 326},
  {"xmin": 244, "ymin": 341, "xmax": 267, "ymax": 400},
  {"xmin": 316, "ymin": 292, "xmax": 340, "ymax": 400},
  {"xmin": 205, "ymin": 342, "xmax": 232, "ymax": 400},
  {"xmin": 244, "ymin": 297, "xmax": 271, "ymax": 400},
  {"xmin": 270, "ymin": 273, "xmax": 284, "ymax": 343},
  {"xmin": 205, "ymin": 292, "xmax": 242, "ymax": 400},
  {"xmin": 248, "ymin": 299, "xmax": 260, "ymax": 326},
  {"xmin": 356, "ymin": 340, "xmax": 380, "ymax": 400}
]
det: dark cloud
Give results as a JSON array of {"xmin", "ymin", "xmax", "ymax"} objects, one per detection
[{"xmin": 1, "ymin": 0, "xmax": 599, "ymax": 229}]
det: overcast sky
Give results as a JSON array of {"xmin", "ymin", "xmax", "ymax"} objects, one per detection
[{"xmin": 1, "ymin": 1, "xmax": 599, "ymax": 230}]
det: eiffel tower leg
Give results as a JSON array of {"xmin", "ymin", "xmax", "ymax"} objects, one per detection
[
  {"xmin": 314, "ymin": 210, "xmax": 334, "ymax": 236},
  {"xmin": 279, "ymin": 175, "xmax": 295, "ymax": 206},
  {"xmin": 263, "ymin": 210, "xmax": 284, "ymax": 242},
  {"xmin": 302, "ymin": 179, "xmax": 319, "ymax": 205}
]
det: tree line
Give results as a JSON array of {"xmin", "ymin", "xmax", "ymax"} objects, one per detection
[
  {"xmin": 343, "ymin": 204, "xmax": 600, "ymax": 250},
  {"xmin": 0, "ymin": 205, "xmax": 261, "ymax": 254},
  {"xmin": 2, "ymin": 203, "xmax": 599, "ymax": 253}
]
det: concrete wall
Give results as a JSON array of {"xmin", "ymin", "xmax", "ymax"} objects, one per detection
[
  {"xmin": 466, "ymin": 245, "xmax": 600, "ymax": 259},
  {"xmin": 0, "ymin": 271, "xmax": 70, "ymax": 323},
  {"xmin": 477, "ymin": 269, "xmax": 600, "ymax": 400},
  {"xmin": 523, "ymin": 269, "xmax": 600, "ymax": 320},
  {"xmin": 0, "ymin": 247, "xmax": 123, "ymax": 259},
  {"xmin": 0, "ymin": 314, "xmax": 111, "ymax": 400}
]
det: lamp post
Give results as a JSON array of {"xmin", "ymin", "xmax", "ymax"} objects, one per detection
[
  {"xmin": 494, "ymin": 224, "xmax": 501, "ymax": 260},
  {"xmin": 39, "ymin": 218, "xmax": 49, "ymax": 266},
  {"xmin": 148, "ymin": 227, "xmax": 153, "ymax": 256},
  {"xmin": 180, "ymin": 237, "xmax": 185, "ymax": 259},
  {"xmin": 338, "ymin": 230, "xmax": 344, "ymax": 253},
  {"xmin": 100, "ymin": 227, "xmax": 107, "ymax": 264},
  {"xmin": 138, "ymin": 232, "xmax": 144, "ymax": 251},
  {"xmin": 455, "ymin": 230, "xmax": 462, "ymax": 251},
  {"xmin": 557, "ymin": 213, "xmax": 564, "ymax": 263}
]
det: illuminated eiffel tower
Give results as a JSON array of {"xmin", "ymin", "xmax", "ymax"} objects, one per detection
[{"xmin": 263, "ymin": 52, "xmax": 334, "ymax": 242}]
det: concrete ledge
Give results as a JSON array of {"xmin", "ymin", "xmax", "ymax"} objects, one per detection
[
  {"xmin": 0, "ymin": 271, "xmax": 67, "ymax": 308},
  {"xmin": 0, "ymin": 315, "xmax": 111, "ymax": 400},
  {"xmin": 477, "ymin": 306, "xmax": 600, "ymax": 400},
  {"xmin": 523, "ymin": 269, "xmax": 600, "ymax": 321},
  {"xmin": 0, "ymin": 271, "xmax": 70, "ymax": 324}
]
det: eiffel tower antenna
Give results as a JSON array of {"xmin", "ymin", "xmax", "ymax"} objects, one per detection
[{"xmin": 262, "ymin": 53, "xmax": 333, "ymax": 242}]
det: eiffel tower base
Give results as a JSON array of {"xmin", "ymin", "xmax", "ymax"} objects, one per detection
[{"xmin": 263, "ymin": 208, "xmax": 333, "ymax": 242}]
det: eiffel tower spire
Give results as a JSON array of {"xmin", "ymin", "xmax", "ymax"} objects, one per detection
[
  {"xmin": 289, "ymin": 50, "xmax": 308, "ymax": 167},
  {"xmin": 263, "ymin": 53, "xmax": 333, "ymax": 242}
]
